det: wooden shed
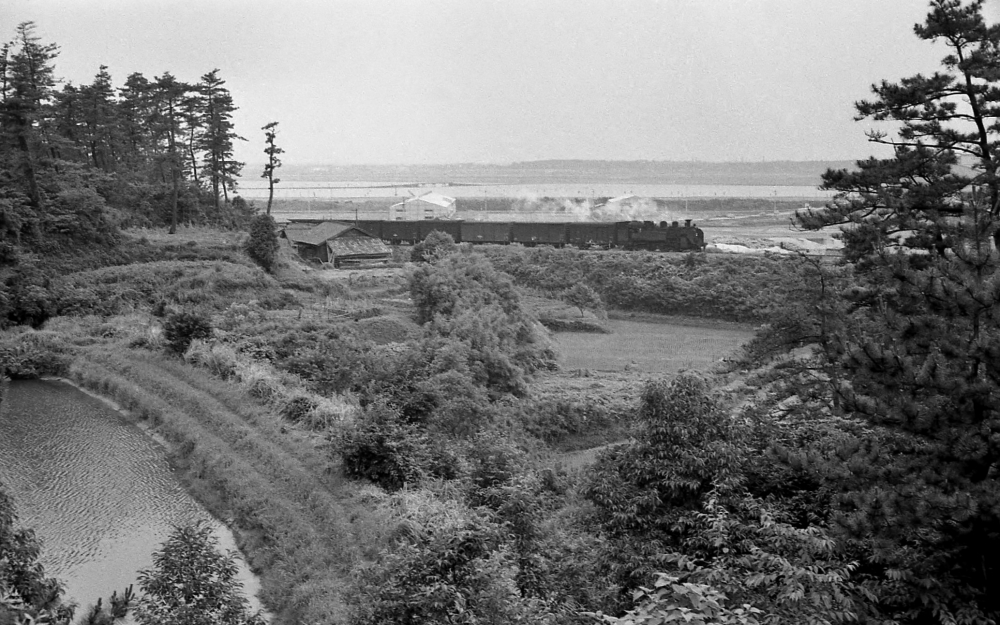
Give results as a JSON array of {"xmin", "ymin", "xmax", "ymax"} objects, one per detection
[{"xmin": 282, "ymin": 221, "xmax": 391, "ymax": 267}]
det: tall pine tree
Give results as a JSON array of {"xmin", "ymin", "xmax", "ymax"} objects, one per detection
[
  {"xmin": 261, "ymin": 121, "xmax": 282, "ymax": 215},
  {"xmin": 797, "ymin": 1, "xmax": 1000, "ymax": 622},
  {"xmin": 199, "ymin": 69, "xmax": 244, "ymax": 212},
  {"xmin": 0, "ymin": 22, "xmax": 59, "ymax": 208}
]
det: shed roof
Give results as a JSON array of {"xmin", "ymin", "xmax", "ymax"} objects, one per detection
[
  {"xmin": 327, "ymin": 237, "xmax": 392, "ymax": 258},
  {"xmin": 284, "ymin": 221, "xmax": 361, "ymax": 246}
]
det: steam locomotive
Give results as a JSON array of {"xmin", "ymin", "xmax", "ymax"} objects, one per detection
[{"xmin": 332, "ymin": 218, "xmax": 706, "ymax": 251}]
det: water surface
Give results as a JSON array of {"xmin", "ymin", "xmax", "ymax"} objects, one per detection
[{"xmin": 0, "ymin": 379, "xmax": 263, "ymax": 614}]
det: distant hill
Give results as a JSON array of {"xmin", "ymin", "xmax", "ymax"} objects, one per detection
[{"xmin": 265, "ymin": 160, "xmax": 857, "ymax": 187}]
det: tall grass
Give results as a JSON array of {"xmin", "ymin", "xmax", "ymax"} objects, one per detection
[
  {"xmin": 184, "ymin": 339, "xmax": 357, "ymax": 429},
  {"xmin": 60, "ymin": 260, "xmax": 294, "ymax": 315},
  {"xmin": 69, "ymin": 347, "xmax": 381, "ymax": 624}
]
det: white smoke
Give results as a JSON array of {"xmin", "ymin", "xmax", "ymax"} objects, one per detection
[
  {"xmin": 592, "ymin": 197, "xmax": 667, "ymax": 222},
  {"xmin": 505, "ymin": 194, "xmax": 672, "ymax": 222}
]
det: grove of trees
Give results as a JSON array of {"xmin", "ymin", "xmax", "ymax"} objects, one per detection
[{"xmin": 0, "ymin": 21, "xmax": 251, "ymax": 249}]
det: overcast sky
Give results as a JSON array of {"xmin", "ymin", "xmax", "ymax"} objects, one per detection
[{"xmin": 4, "ymin": 0, "xmax": 999, "ymax": 165}]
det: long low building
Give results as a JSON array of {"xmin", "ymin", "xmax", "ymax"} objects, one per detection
[
  {"xmin": 281, "ymin": 221, "xmax": 392, "ymax": 267},
  {"xmin": 389, "ymin": 192, "xmax": 457, "ymax": 220}
]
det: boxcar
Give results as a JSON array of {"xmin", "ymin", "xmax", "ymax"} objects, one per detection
[
  {"xmin": 418, "ymin": 220, "xmax": 463, "ymax": 242},
  {"xmin": 567, "ymin": 222, "xmax": 618, "ymax": 248},
  {"xmin": 461, "ymin": 222, "xmax": 512, "ymax": 244},
  {"xmin": 381, "ymin": 220, "xmax": 425, "ymax": 244},
  {"xmin": 354, "ymin": 220, "xmax": 384, "ymax": 240},
  {"xmin": 511, "ymin": 222, "xmax": 568, "ymax": 246}
]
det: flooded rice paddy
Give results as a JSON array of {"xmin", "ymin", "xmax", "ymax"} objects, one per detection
[{"xmin": 0, "ymin": 379, "xmax": 263, "ymax": 614}]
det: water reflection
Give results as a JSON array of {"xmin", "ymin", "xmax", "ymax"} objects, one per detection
[{"xmin": 0, "ymin": 379, "xmax": 263, "ymax": 614}]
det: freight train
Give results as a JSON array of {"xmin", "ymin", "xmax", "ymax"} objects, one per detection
[{"xmin": 290, "ymin": 218, "xmax": 706, "ymax": 251}]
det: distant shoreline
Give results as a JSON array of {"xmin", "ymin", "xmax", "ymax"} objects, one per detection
[{"xmin": 234, "ymin": 159, "xmax": 852, "ymax": 190}]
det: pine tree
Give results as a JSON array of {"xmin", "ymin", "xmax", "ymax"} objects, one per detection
[
  {"xmin": 0, "ymin": 22, "xmax": 59, "ymax": 208},
  {"xmin": 199, "ymin": 70, "xmax": 244, "ymax": 212},
  {"xmin": 261, "ymin": 121, "xmax": 282, "ymax": 215},
  {"xmin": 117, "ymin": 72, "xmax": 156, "ymax": 173},
  {"xmin": 796, "ymin": 1, "xmax": 1000, "ymax": 621},
  {"xmin": 78, "ymin": 66, "xmax": 120, "ymax": 171},
  {"xmin": 150, "ymin": 73, "xmax": 191, "ymax": 233}
]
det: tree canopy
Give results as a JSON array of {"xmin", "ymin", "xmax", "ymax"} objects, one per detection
[
  {"xmin": 796, "ymin": 1, "xmax": 1000, "ymax": 622},
  {"xmin": 0, "ymin": 21, "xmax": 251, "ymax": 250}
]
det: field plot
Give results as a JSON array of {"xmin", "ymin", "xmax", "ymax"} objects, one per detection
[{"xmin": 555, "ymin": 318, "xmax": 754, "ymax": 373}]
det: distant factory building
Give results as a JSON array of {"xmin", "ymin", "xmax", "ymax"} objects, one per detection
[
  {"xmin": 281, "ymin": 221, "xmax": 391, "ymax": 267},
  {"xmin": 390, "ymin": 192, "xmax": 457, "ymax": 220},
  {"xmin": 599, "ymin": 194, "xmax": 639, "ymax": 209}
]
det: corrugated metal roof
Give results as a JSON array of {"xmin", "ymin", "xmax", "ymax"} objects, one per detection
[
  {"xmin": 284, "ymin": 221, "xmax": 356, "ymax": 246},
  {"xmin": 283, "ymin": 222, "xmax": 314, "ymax": 234},
  {"xmin": 327, "ymin": 237, "xmax": 392, "ymax": 258}
]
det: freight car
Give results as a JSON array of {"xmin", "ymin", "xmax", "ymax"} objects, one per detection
[{"xmin": 286, "ymin": 218, "xmax": 705, "ymax": 251}]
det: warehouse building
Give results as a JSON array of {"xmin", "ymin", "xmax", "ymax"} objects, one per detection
[{"xmin": 389, "ymin": 192, "xmax": 457, "ymax": 220}]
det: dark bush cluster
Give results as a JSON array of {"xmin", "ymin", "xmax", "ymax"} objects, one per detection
[
  {"xmin": 244, "ymin": 214, "xmax": 279, "ymax": 272},
  {"xmin": 163, "ymin": 311, "xmax": 212, "ymax": 354}
]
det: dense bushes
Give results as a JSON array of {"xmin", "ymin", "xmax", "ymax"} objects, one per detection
[
  {"xmin": 347, "ymin": 488, "xmax": 532, "ymax": 625},
  {"xmin": 409, "ymin": 253, "xmax": 556, "ymax": 390},
  {"xmin": 0, "ymin": 328, "xmax": 72, "ymax": 378},
  {"xmin": 484, "ymin": 247, "xmax": 820, "ymax": 323},
  {"xmin": 57, "ymin": 260, "xmax": 292, "ymax": 316},
  {"xmin": 583, "ymin": 374, "xmax": 862, "ymax": 622},
  {"xmin": 339, "ymin": 403, "xmax": 427, "ymax": 490}
]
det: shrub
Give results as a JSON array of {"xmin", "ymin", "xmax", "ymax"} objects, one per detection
[
  {"xmin": 0, "ymin": 329, "xmax": 72, "ymax": 378},
  {"xmin": 134, "ymin": 522, "xmax": 265, "ymax": 625},
  {"xmin": 2, "ymin": 265, "xmax": 59, "ymax": 329},
  {"xmin": 410, "ymin": 230, "xmax": 458, "ymax": 263},
  {"xmin": 163, "ymin": 311, "xmax": 212, "ymax": 354},
  {"xmin": 184, "ymin": 340, "xmax": 238, "ymax": 378},
  {"xmin": 244, "ymin": 214, "xmax": 279, "ymax": 272},
  {"xmin": 278, "ymin": 391, "xmax": 319, "ymax": 423},
  {"xmin": 339, "ymin": 403, "xmax": 426, "ymax": 490},
  {"xmin": 562, "ymin": 282, "xmax": 605, "ymax": 318},
  {"xmin": 347, "ymin": 491, "xmax": 530, "ymax": 625}
]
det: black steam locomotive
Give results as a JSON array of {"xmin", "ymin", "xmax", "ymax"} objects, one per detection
[{"xmin": 329, "ymin": 218, "xmax": 706, "ymax": 251}]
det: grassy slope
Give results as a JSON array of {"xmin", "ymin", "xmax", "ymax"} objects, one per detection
[{"xmin": 68, "ymin": 346, "xmax": 378, "ymax": 624}]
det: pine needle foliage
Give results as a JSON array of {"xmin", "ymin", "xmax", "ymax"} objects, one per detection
[{"xmin": 795, "ymin": 2, "xmax": 1000, "ymax": 621}]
